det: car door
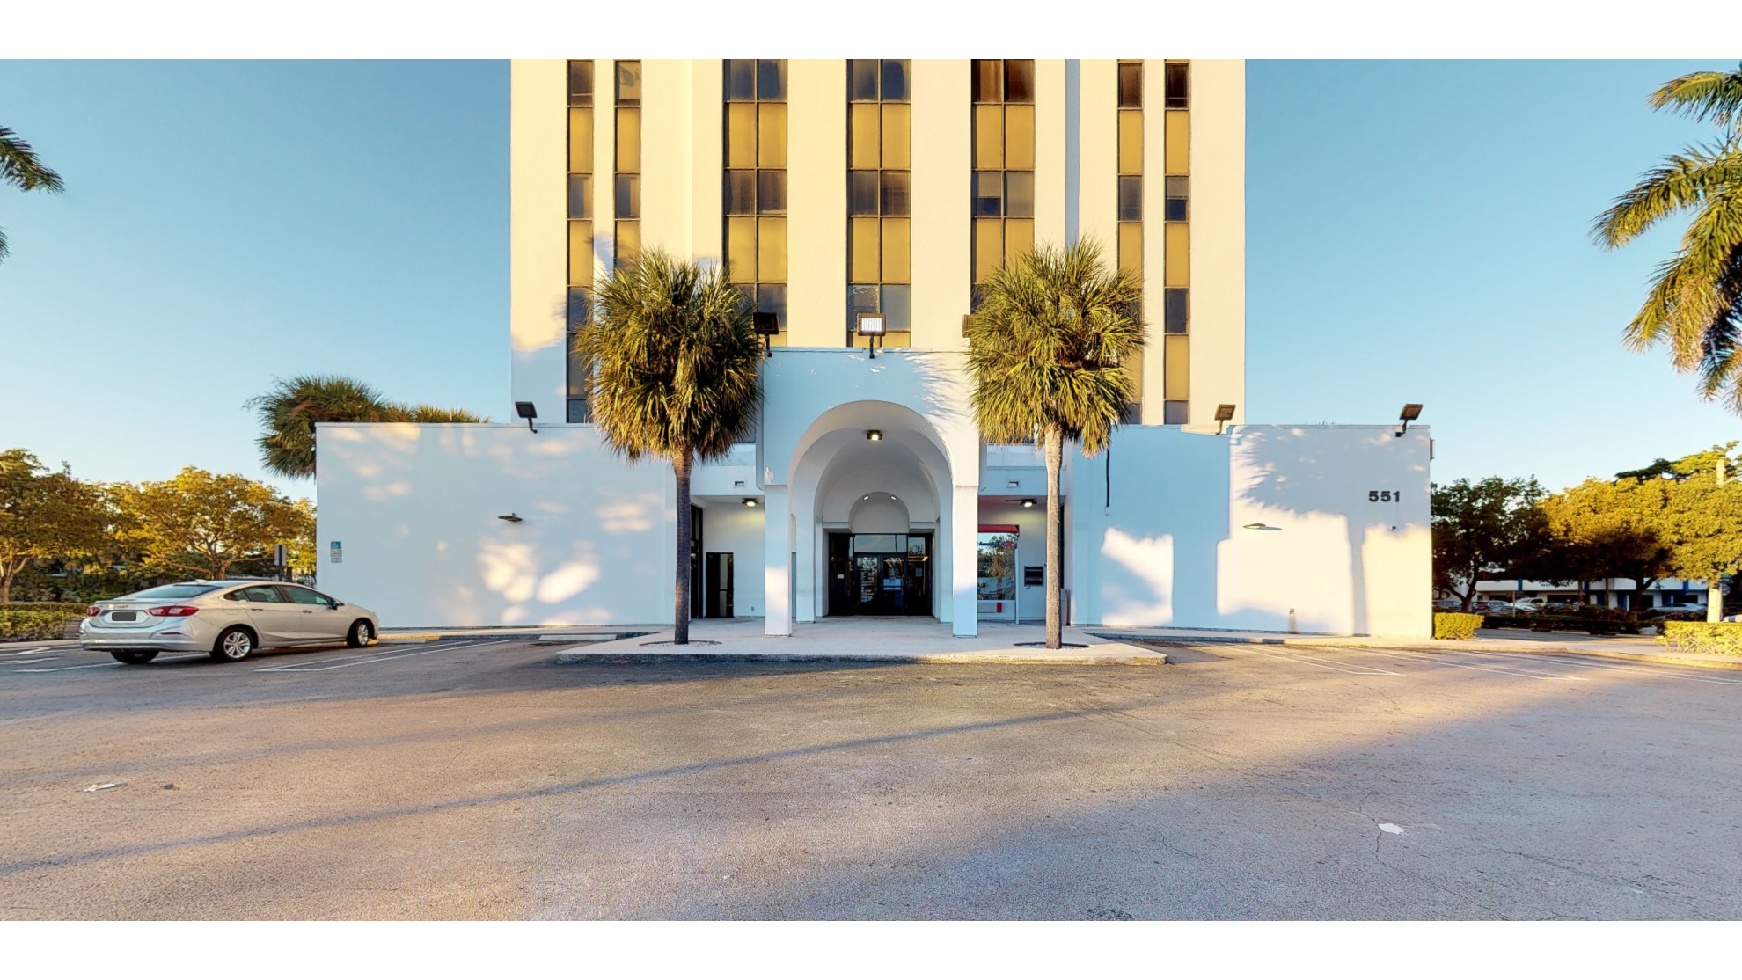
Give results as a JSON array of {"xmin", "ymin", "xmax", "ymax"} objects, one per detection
[
  {"xmin": 233, "ymin": 585, "xmax": 299, "ymax": 644},
  {"xmin": 279, "ymin": 584, "xmax": 348, "ymax": 641}
]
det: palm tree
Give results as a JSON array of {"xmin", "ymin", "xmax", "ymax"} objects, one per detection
[
  {"xmin": 1, "ymin": 125, "xmax": 65, "ymax": 264},
  {"xmin": 966, "ymin": 240, "xmax": 1144, "ymax": 649},
  {"xmin": 574, "ymin": 249, "xmax": 763, "ymax": 645},
  {"xmin": 1595, "ymin": 62, "xmax": 1742, "ymax": 411},
  {"xmin": 247, "ymin": 375, "xmax": 484, "ymax": 479}
]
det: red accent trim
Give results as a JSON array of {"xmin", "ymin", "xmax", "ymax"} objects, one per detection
[{"xmin": 979, "ymin": 524, "xmax": 1020, "ymax": 533}]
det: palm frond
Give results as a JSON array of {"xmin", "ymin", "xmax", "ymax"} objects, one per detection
[
  {"xmin": 245, "ymin": 375, "xmax": 482, "ymax": 478},
  {"xmin": 1593, "ymin": 142, "xmax": 1742, "ymax": 248},
  {"xmin": 0, "ymin": 126, "xmax": 64, "ymax": 193},
  {"xmin": 966, "ymin": 239, "xmax": 1144, "ymax": 457},
  {"xmin": 576, "ymin": 249, "xmax": 764, "ymax": 465},
  {"xmin": 1648, "ymin": 63, "xmax": 1742, "ymax": 128}
]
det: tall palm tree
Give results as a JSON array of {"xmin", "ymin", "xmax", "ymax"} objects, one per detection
[
  {"xmin": 966, "ymin": 240, "xmax": 1144, "ymax": 649},
  {"xmin": 247, "ymin": 375, "xmax": 484, "ymax": 479},
  {"xmin": 1, "ymin": 125, "xmax": 65, "ymax": 264},
  {"xmin": 575, "ymin": 249, "xmax": 763, "ymax": 645},
  {"xmin": 1595, "ymin": 62, "xmax": 1742, "ymax": 411}
]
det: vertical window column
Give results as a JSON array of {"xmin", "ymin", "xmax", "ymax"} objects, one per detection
[
  {"xmin": 614, "ymin": 60, "xmax": 642, "ymax": 268},
  {"xmin": 1162, "ymin": 60, "xmax": 1190, "ymax": 425},
  {"xmin": 724, "ymin": 59, "xmax": 788, "ymax": 341},
  {"xmin": 1116, "ymin": 60, "xmax": 1143, "ymax": 417},
  {"xmin": 970, "ymin": 59, "xmax": 1035, "ymax": 298},
  {"xmin": 566, "ymin": 60, "xmax": 595, "ymax": 423},
  {"xmin": 847, "ymin": 59, "xmax": 911, "ymax": 349}
]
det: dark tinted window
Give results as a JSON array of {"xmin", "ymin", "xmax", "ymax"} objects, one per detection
[
  {"xmin": 282, "ymin": 586, "xmax": 331, "ymax": 605},
  {"xmin": 125, "ymin": 584, "xmax": 220, "ymax": 600},
  {"xmin": 1165, "ymin": 63, "xmax": 1188, "ymax": 108},
  {"xmin": 236, "ymin": 586, "xmax": 284, "ymax": 603}
]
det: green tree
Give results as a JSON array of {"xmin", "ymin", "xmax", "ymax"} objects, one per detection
[
  {"xmin": 110, "ymin": 468, "xmax": 314, "ymax": 581},
  {"xmin": 1655, "ymin": 446, "xmax": 1742, "ymax": 621},
  {"xmin": 1594, "ymin": 63, "xmax": 1742, "ymax": 411},
  {"xmin": 1531, "ymin": 476, "xmax": 1676, "ymax": 610},
  {"xmin": 966, "ymin": 240, "xmax": 1144, "ymax": 648},
  {"xmin": 573, "ymin": 249, "xmax": 763, "ymax": 644},
  {"xmin": 247, "ymin": 375, "xmax": 485, "ymax": 479},
  {"xmin": 1431, "ymin": 477, "xmax": 1548, "ymax": 611},
  {"xmin": 0, "ymin": 449, "xmax": 109, "ymax": 603},
  {"xmin": 0, "ymin": 125, "xmax": 64, "ymax": 264}
]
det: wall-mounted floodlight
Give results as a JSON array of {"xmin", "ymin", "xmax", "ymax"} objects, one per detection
[
  {"xmin": 1007, "ymin": 480, "xmax": 1020, "ymax": 488},
  {"xmin": 742, "ymin": 498, "xmax": 759, "ymax": 508},
  {"xmin": 1022, "ymin": 499, "xmax": 1036, "ymax": 509},
  {"xmin": 499, "ymin": 513, "xmax": 525, "ymax": 523},
  {"xmin": 514, "ymin": 401, "xmax": 538, "ymax": 434},
  {"xmin": 857, "ymin": 312, "xmax": 887, "ymax": 359},
  {"xmin": 867, "ymin": 430, "xmax": 882, "ymax": 442},
  {"xmin": 1214, "ymin": 403, "xmax": 1236, "ymax": 435},
  {"xmin": 1242, "ymin": 522, "xmax": 1280, "ymax": 531},
  {"xmin": 1397, "ymin": 403, "xmax": 1423, "ymax": 437},
  {"xmin": 753, "ymin": 311, "xmax": 780, "ymax": 358}
]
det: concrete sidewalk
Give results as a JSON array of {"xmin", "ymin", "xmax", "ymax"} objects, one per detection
[{"xmin": 553, "ymin": 618, "xmax": 1167, "ymax": 665}]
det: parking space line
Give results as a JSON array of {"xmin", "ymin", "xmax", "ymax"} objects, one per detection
[
  {"xmin": 1258, "ymin": 651, "xmax": 1400, "ymax": 675},
  {"xmin": 0, "ymin": 647, "xmax": 52, "ymax": 660},
  {"xmin": 14, "ymin": 662, "xmax": 120, "ymax": 673},
  {"xmin": 1471, "ymin": 649, "xmax": 1742, "ymax": 686},
  {"xmin": 1363, "ymin": 647, "xmax": 1585, "ymax": 680},
  {"xmin": 254, "ymin": 638, "xmax": 513, "ymax": 672}
]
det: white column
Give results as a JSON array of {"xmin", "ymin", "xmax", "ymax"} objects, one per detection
[
  {"xmin": 794, "ymin": 505, "xmax": 817, "ymax": 624},
  {"xmin": 764, "ymin": 486, "xmax": 791, "ymax": 636},
  {"xmin": 952, "ymin": 484, "xmax": 979, "ymax": 637}
]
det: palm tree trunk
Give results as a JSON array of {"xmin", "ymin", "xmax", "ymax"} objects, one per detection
[
  {"xmin": 674, "ymin": 449, "xmax": 693, "ymax": 645},
  {"xmin": 1044, "ymin": 425, "xmax": 1063, "ymax": 650}
]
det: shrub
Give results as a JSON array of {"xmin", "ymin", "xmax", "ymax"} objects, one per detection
[
  {"xmin": 1658, "ymin": 622, "xmax": 1742, "ymax": 656},
  {"xmin": 1434, "ymin": 612, "xmax": 1484, "ymax": 640},
  {"xmin": 2, "ymin": 602, "xmax": 93, "ymax": 614},
  {"xmin": 0, "ymin": 610, "xmax": 82, "ymax": 641}
]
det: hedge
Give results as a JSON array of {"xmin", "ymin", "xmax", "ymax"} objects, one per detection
[
  {"xmin": 1433, "ymin": 612, "xmax": 1484, "ymax": 640},
  {"xmin": 2, "ymin": 602, "xmax": 93, "ymax": 614},
  {"xmin": 0, "ymin": 610, "xmax": 82, "ymax": 641},
  {"xmin": 1658, "ymin": 622, "xmax": 1742, "ymax": 657},
  {"xmin": 1482, "ymin": 614, "xmax": 1643, "ymax": 635}
]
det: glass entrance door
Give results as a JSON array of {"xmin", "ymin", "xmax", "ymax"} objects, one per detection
[{"xmin": 832, "ymin": 532, "xmax": 931, "ymax": 616}]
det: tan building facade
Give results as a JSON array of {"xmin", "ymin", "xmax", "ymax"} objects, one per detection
[{"xmin": 510, "ymin": 58, "xmax": 1245, "ymax": 429}]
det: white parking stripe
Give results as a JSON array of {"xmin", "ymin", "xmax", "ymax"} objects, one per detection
[
  {"xmin": 1471, "ymin": 649, "xmax": 1742, "ymax": 686},
  {"xmin": 14, "ymin": 662, "xmax": 120, "ymax": 673},
  {"xmin": 1259, "ymin": 651, "xmax": 1400, "ymax": 675},
  {"xmin": 0, "ymin": 647, "xmax": 51, "ymax": 660},
  {"xmin": 1351, "ymin": 647, "xmax": 1585, "ymax": 680},
  {"xmin": 254, "ymin": 638, "xmax": 512, "ymax": 672}
]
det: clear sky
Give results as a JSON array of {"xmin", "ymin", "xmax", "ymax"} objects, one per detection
[{"xmin": 0, "ymin": 59, "xmax": 1736, "ymax": 502}]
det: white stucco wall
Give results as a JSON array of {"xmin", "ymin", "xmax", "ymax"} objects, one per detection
[
  {"xmin": 316, "ymin": 423, "xmax": 676, "ymax": 627},
  {"xmin": 696, "ymin": 500, "xmax": 765, "ymax": 617},
  {"xmin": 1071, "ymin": 424, "xmax": 1432, "ymax": 636}
]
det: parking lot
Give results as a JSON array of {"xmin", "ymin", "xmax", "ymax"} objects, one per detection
[{"xmin": 2, "ymin": 634, "xmax": 1740, "ymax": 919}]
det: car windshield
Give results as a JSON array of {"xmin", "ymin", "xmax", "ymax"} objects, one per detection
[{"xmin": 120, "ymin": 585, "xmax": 220, "ymax": 600}]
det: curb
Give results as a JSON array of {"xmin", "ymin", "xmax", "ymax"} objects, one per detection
[
  {"xmin": 380, "ymin": 630, "xmax": 647, "ymax": 645},
  {"xmin": 1098, "ymin": 633, "xmax": 1742, "ymax": 672},
  {"xmin": 553, "ymin": 649, "xmax": 1168, "ymax": 666}
]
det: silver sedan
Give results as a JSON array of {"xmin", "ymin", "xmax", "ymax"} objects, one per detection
[{"xmin": 80, "ymin": 581, "xmax": 380, "ymax": 664}]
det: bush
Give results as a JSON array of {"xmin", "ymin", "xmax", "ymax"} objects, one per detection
[
  {"xmin": 2, "ymin": 602, "xmax": 93, "ymax": 614},
  {"xmin": 0, "ymin": 610, "xmax": 82, "ymax": 641},
  {"xmin": 1434, "ymin": 612, "xmax": 1484, "ymax": 640},
  {"xmin": 1658, "ymin": 622, "xmax": 1742, "ymax": 656}
]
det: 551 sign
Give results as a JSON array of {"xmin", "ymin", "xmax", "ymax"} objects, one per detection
[{"xmin": 1367, "ymin": 490, "xmax": 1401, "ymax": 502}]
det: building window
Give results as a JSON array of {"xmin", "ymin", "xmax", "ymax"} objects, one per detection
[
  {"xmin": 847, "ymin": 59, "xmax": 911, "ymax": 349},
  {"xmin": 615, "ymin": 61, "xmax": 641, "ymax": 269},
  {"xmin": 1163, "ymin": 60, "xmax": 1189, "ymax": 423},
  {"xmin": 566, "ymin": 59, "xmax": 595, "ymax": 423},
  {"xmin": 1116, "ymin": 60, "xmax": 1143, "ymax": 413},
  {"xmin": 724, "ymin": 59, "xmax": 788, "ymax": 340},
  {"xmin": 971, "ymin": 59, "xmax": 1035, "ymax": 296}
]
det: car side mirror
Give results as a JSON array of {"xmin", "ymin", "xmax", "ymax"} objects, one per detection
[{"xmin": 330, "ymin": 601, "xmax": 344, "ymax": 609}]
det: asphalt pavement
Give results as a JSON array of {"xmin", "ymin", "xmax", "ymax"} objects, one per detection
[{"xmin": 2, "ymin": 636, "xmax": 1739, "ymax": 919}]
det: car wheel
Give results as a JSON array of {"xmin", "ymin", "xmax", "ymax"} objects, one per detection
[
  {"xmin": 210, "ymin": 626, "xmax": 254, "ymax": 662},
  {"xmin": 110, "ymin": 650, "xmax": 158, "ymax": 665},
  {"xmin": 346, "ymin": 620, "xmax": 375, "ymax": 648}
]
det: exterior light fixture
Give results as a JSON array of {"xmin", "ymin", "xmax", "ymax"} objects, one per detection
[
  {"xmin": 1397, "ymin": 403, "xmax": 1423, "ymax": 437},
  {"xmin": 857, "ymin": 312, "xmax": 887, "ymax": 359},
  {"xmin": 514, "ymin": 401, "xmax": 538, "ymax": 434},
  {"xmin": 867, "ymin": 430, "xmax": 882, "ymax": 442},
  {"xmin": 1007, "ymin": 480, "xmax": 1020, "ymax": 488},
  {"xmin": 1214, "ymin": 403, "xmax": 1236, "ymax": 435},
  {"xmin": 1242, "ymin": 522, "xmax": 1280, "ymax": 531},
  {"xmin": 1022, "ymin": 499, "xmax": 1036, "ymax": 508},
  {"xmin": 889, "ymin": 495, "xmax": 897, "ymax": 501},
  {"xmin": 498, "ymin": 513, "xmax": 525, "ymax": 523},
  {"xmin": 753, "ymin": 311, "xmax": 780, "ymax": 358},
  {"xmin": 742, "ymin": 498, "xmax": 758, "ymax": 508}
]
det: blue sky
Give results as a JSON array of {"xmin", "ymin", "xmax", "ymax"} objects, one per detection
[{"xmin": 0, "ymin": 59, "xmax": 1735, "ymax": 500}]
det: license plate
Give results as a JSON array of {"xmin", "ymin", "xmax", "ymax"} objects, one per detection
[{"xmin": 110, "ymin": 611, "xmax": 138, "ymax": 622}]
